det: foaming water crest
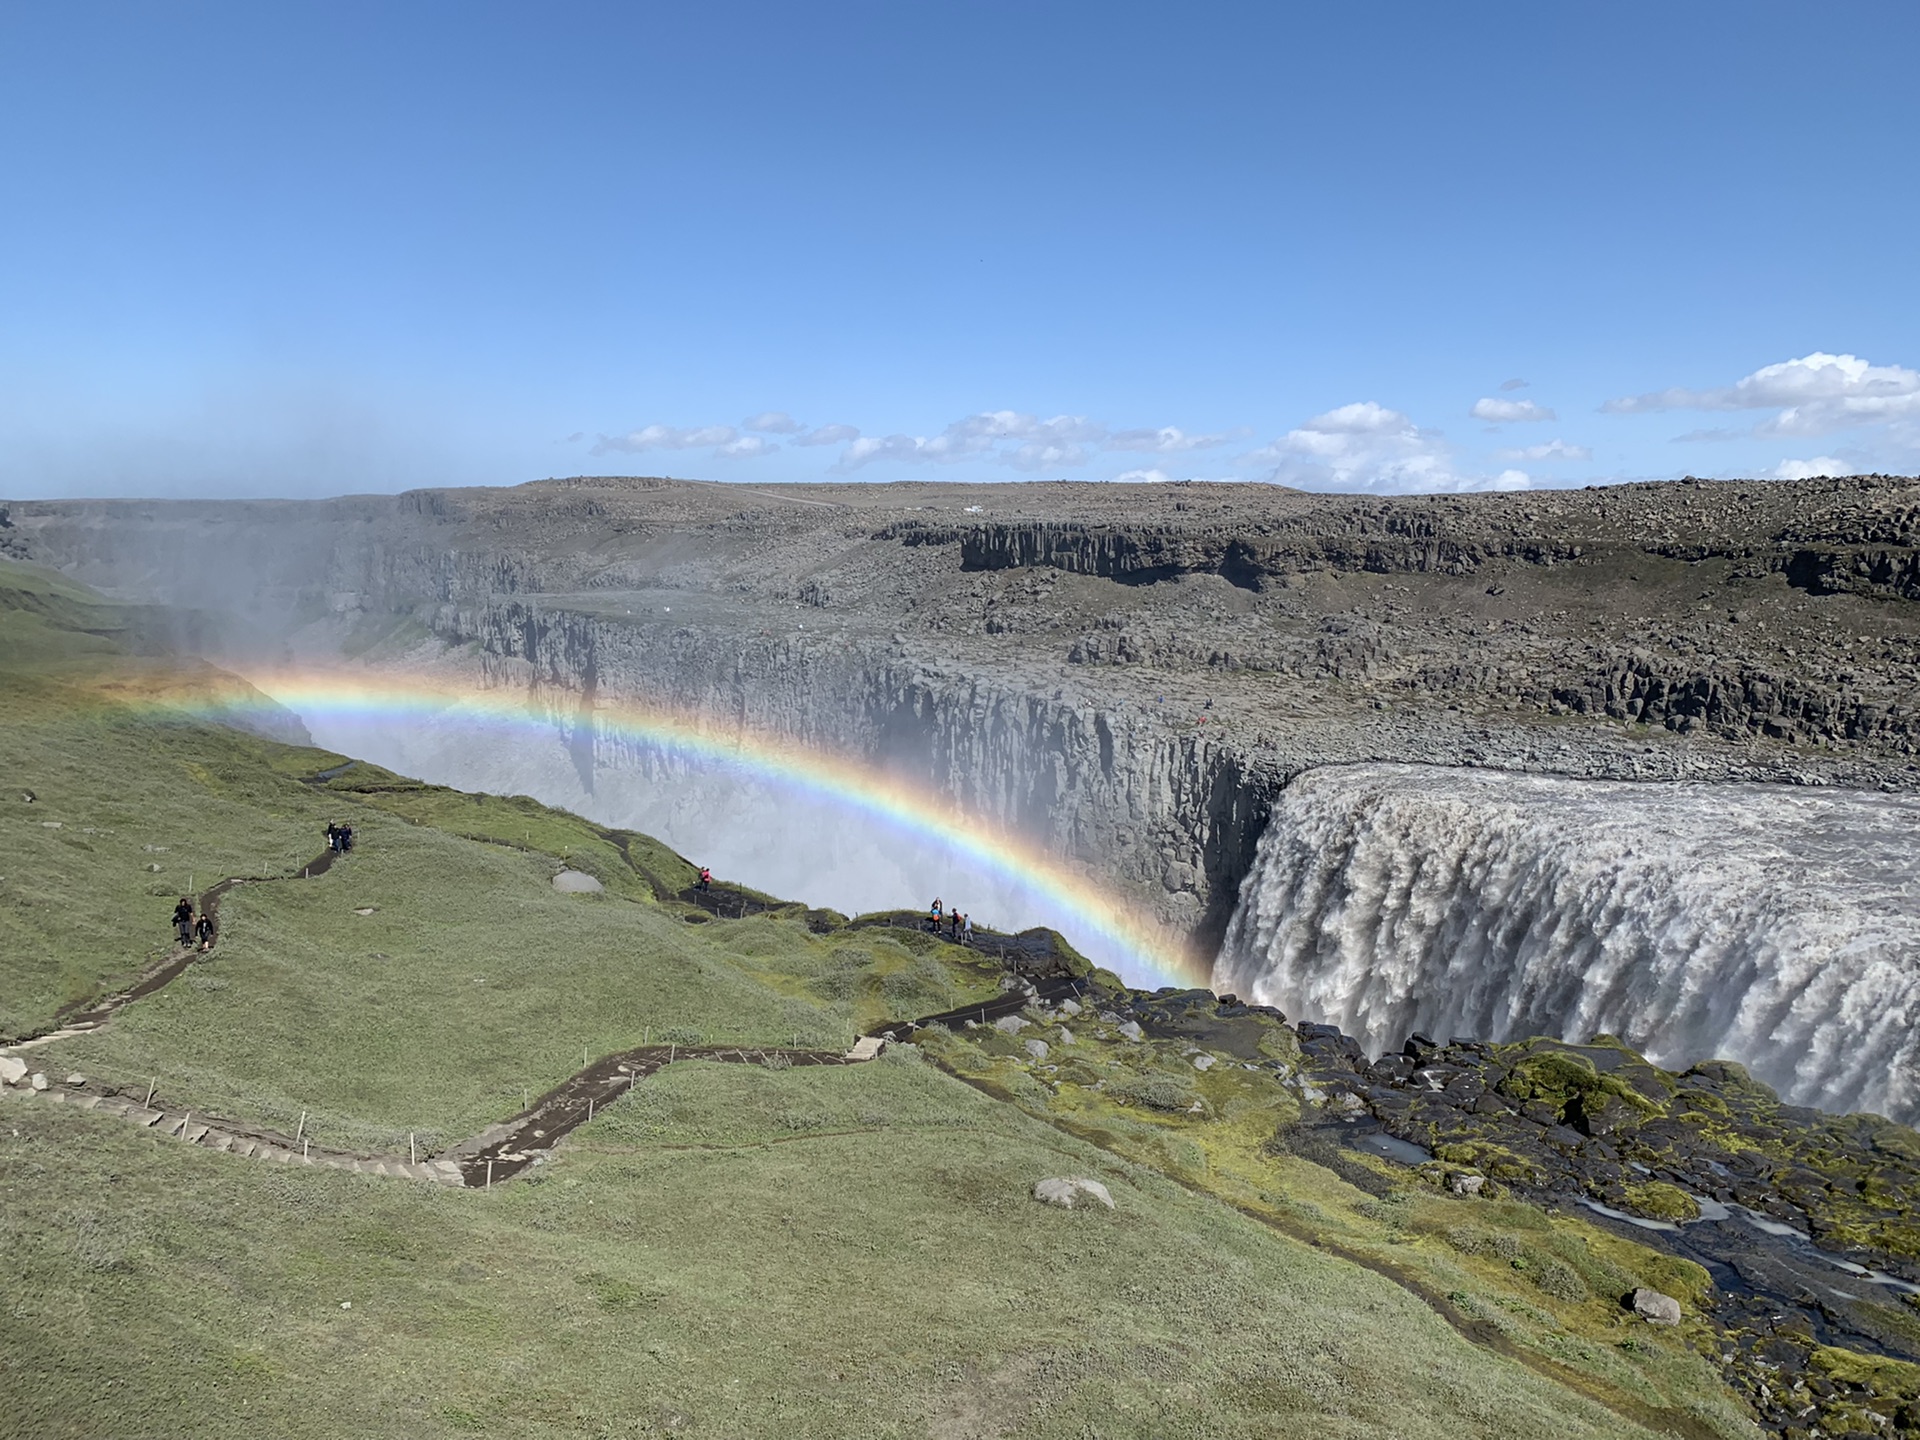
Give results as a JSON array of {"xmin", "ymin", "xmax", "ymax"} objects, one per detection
[{"xmin": 1215, "ymin": 764, "xmax": 1920, "ymax": 1121}]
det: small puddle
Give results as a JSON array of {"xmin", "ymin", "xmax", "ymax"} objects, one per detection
[{"xmin": 1350, "ymin": 1130, "xmax": 1434, "ymax": 1166}]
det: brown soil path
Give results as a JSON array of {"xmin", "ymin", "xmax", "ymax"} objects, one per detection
[{"xmin": 0, "ymin": 841, "xmax": 876, "ymax": 1188}]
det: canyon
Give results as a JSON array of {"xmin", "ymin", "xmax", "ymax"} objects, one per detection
[{"xmin": 7, "ymin": 473, "xmax": 1920, "ymax": 1088}]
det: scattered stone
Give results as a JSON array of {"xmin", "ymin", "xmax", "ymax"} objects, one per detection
[
  {"xmin": 0, "ymin": 1056, "xmax": 25, "ymax": 1086},
  {"xmin": 1057, "ymin": 998, "xmax": 1082, "ymax": 1017},
  {"xmin": 29, "ymin": 1073, "xmax": 49, "ymax": 1091},
  {"xmin": 1057, "ymin": 1027, "xmax": 1075, "ymax": 1046},
  {"xmin": 1024, "ymin": 1039, "xmax": 1050, "ymax": 1061},
  {"xmin": 1631, "ymin": 1287, "xmax": 1682, "ymax": 1326},
  {"xmin": 1447, "ymin": 1172, "xmax": 1486, "ymax": 1197},
  {"xmin": 550, "ymin": 870, "xmax": 603, "ymax": 894},
  {"xmin": 993, "ymin": 1014, "xmax": 1029, "ymax": 1035},
  {"xmin": 1032, "ymin": 1177, "xmax": 1115, "ymax": 1211},
  {"xmin": 40, "ymin": 820, "xmax": 61, "ymax": 829},
  {"xmin": 1192, "ymin": 1054, "xmax": 1216, "ymax": 1072},
  {"xmin": 353, "ymin": 906, "xmax": 378, "ymax": 916},
  {"xmin": 64, "ymin": 1073, "xmax": 85, "ymax": 1088},
  {"xmin": 1117, "ymin": 1020, "xmax": 1144, "ymax": 1041},
  {"xmin": 145, "ymin": 863, "xmax": 162, "ymax": 872}
]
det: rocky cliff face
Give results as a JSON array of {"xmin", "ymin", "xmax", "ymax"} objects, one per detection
[
  {"xmin": 431, "ymin": 596, "xmax": 1278, "ymax": 944},
  {"xmin": 10, "ymin": 472, "xmax": 1918, "ymax": 954}
]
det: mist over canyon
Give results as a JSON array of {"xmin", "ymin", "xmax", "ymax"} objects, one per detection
[{"xmin": 9, "ymin": 472, "xmax": 1920, "ymax": 1108}]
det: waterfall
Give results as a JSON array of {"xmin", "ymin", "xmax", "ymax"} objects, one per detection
[{"xmin": 1214, "ymin": 764, "xmax": 1920, "ymax": 1122}]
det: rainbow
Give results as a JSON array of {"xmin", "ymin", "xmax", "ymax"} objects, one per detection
[{"xmin": 180, "ymin": 666, "xmax": 1207, "ymax": 989}]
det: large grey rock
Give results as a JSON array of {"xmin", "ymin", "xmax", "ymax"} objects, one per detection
[
  {"xmin": 29, "ymin": 1072, "xmax": 48, "ymax": 1092},
  {"xmin": 1023, "ymin": 1038, "xmax": 1049, "ymax": 1061},
  {"xmin": 993, "ymin": 1014, "xmax": 1028, "ymax": 1035},
  {"xmin": 1631, "ymin": 1287, "xmax": 1682, "ymax": 1326},
  {"xmin": 1447, "ymin": 1172, "xmax": 1486, "ymax": 1197},
  {"xmin": 1117, "ymin": 1020, "xmax": 1144, "ymax": 1042},
  {"xmin": 1192, "ymin": 1054, "xmax": 1215, "ymax": 1072},
  {"xmin": 1032, "ymin": 1177, "xmax": 1115, "ymax": 1211},
  {"xmin": 0, "ymin": 1056, "xmax": 26, "ymax": 1086},
  {"xmin": 551, "ymin": 870, "xmax": 604, "ymax": 894}
]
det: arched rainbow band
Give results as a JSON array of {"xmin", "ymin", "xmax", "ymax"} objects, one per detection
[{"xmin": 195, "ymin": 668, "xmax": 1207, "ymax": 989}]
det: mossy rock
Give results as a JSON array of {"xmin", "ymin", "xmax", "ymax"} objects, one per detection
[
  {"xmin": 1497, "ymin": 1050, "xmax": 1665, "ymax": 1131},
  {"xmin": 1621, "ymin": 1182, "xmax": 1700, "ymax": 1223},
  {"xmin": 1434, "ymin": 1141, "xmax": 1548, "ymax": 1187},
  {"xmin": 1682, "ymin": 1058, "xmax": 1779, "ymax": 1104},
  {"xmin": 1811, "ymin": 1344, "xmax": 1920, "ymax": 1398}
]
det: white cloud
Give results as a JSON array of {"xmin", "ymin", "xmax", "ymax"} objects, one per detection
[
  {"xmin": 1004, "ymin": 440, "xmax": 1091, "ymax": 472},
  {"xmin": 742, "ymin": 411, "xmax": 804, "ymax": 435},
  {"xmin": 1604, "ymin": 352, "xmax": 1920, "ymax": 436},
  {"xmin": 591, "ymin": 423, "xmax": 738, "ymax": 455},
  {"xmin": 1239, "ymin": 401, "xmax": 1536, "ymax": 494},
  {"xmin": 1770, "ymin": 456, "xmax": 1855, "ymax": 480},
  {"xmin": 1671, "ymin": 427, "xmax": 1744, "ymax": 443},
  {"xmin": 1105, "ymin": 425, "xmax": 1244, "ymax": 454},
  {"xmin": 1471, "ymin": 397, "xmax": 1557, "ymax": 423},
  {"xmin": 1109, "ymin": 467, "xmax": 1176, "ymax": 483},
  {"xmin": 717, "ymin": 435, "xmax": 778, "ymax": 459},
  {"xmin": 793, "ymin": 423, "xmax": 860, "ymax": 447},
  {"xmin": 1243, "ymin": 403, "xmax": 1445, "ymax": 492},
  {"xmin": 830, "ymin": 411, "xmax": 1107, "ymax": 472},
  {"xmin": 1499, "ymin": 378, "xmax": 1529, "ymax": 392},
  {"xmin": 1494, "ymin": 439, "xmax": 1591, "ymax": 462}
]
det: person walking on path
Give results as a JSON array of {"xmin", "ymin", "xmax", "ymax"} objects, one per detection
[
  {"xmin": 696, "ymin": 866, "xmax": 712, "ymax": 892},
  {"xmin": 324, "ymin": 822, "xmax": 341, "ymax": 854},
  {"xmin": 194, "ymin": 913, "xmax": 216, "ymax": 952},
  {"xmin": 172, "ymin": 897, "xmax": 195, "ymax": 948},
  {"xmin": 962, "ymin": 913, "xmax": 973, "ymax": 943}
]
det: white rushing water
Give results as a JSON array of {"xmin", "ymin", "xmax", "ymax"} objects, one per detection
[{"xmin": 1214, "ymin": 764, "xmax": 1920, "ymax": 1121}]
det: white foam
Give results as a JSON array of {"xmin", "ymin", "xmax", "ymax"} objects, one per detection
[{"xmin": 1215, "ymin": 764, "xmax": 1920, "ymax": 1122}]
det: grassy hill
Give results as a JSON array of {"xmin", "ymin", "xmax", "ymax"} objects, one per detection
[{"xmin": 0, "ymin": 557, "xmax": 1764, "ymax": 1438}]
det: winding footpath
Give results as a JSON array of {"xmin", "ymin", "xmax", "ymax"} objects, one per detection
[{"xmin": 0, "ymin": 845, "xmax": 885, "ymax": 1188}]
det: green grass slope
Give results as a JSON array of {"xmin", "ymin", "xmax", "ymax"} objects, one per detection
[{"xmin": 0, "ymin": 560, "xmax": 1724, "ymax": 1438}]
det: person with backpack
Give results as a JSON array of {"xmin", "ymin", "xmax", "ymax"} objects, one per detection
[
  {"xmin": 172, "ymin": 897, "xmax": 195, "ymax": 947},
  {"xmin": 194, "ymin": 912, "xmax": 216, "ymax": 952}
]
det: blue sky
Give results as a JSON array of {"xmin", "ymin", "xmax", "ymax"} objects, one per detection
[{"xmin": 3, "ymin": 1, "xmax": 1916, "ymax": 499}]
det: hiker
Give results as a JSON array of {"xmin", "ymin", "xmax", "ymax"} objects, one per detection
[
  {"xmin": 697, "ymin": 866, "xmax": 712, "ymax": 892},
  {"xmin": 172, "ymin": 897, "xmax": 195, "ymax": 947},
  {"xmin": 948, "ymin": 909, "xmax": 961, "ymax": 938},
  {"xmin": 339, "ymin": 824, "xmax": 354, "ymax": 854},
  {"xmin": 324, "ymin": 821, "xmax": 341, "ymax": 853},
  {"xmin": 962, "ymin": 913, "xmax": 973, "ymax": 942},
  {"xmin": 194, "ymin": 912, "xmax": 216, "ymax": 952}
]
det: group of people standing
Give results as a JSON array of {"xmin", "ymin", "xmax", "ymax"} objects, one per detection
[
  {"xmin": 926, "ymin": 897, "xmax": 974, "ymax": 943},
  {"xmin": 171, "ymin": 896, "xmax": 215, "ymax": 952}
]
